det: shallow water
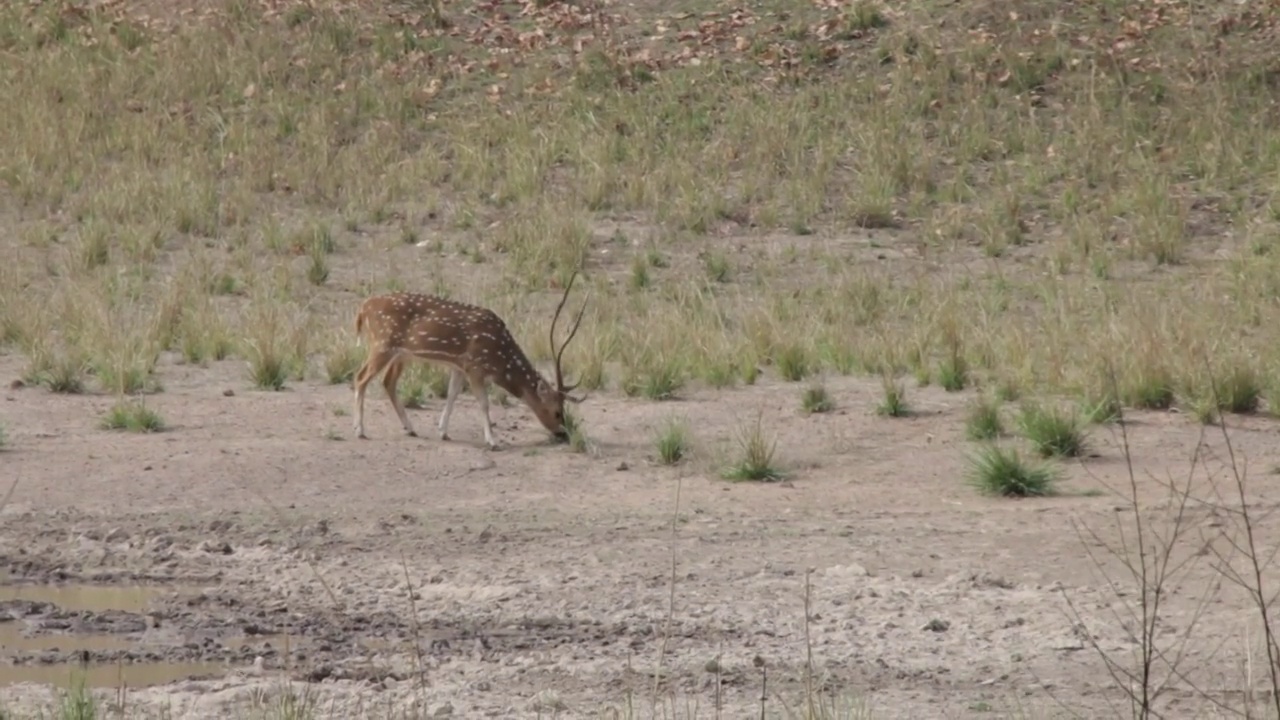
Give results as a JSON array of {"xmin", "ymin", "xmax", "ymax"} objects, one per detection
[{"xmin": 0, "ymin": 583, "xmax": 172, "ymax": 614}]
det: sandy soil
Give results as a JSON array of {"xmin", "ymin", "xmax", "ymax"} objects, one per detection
[{"xmin": 2, "ymin": 350, "xmax": 1279, "ymax": 719}]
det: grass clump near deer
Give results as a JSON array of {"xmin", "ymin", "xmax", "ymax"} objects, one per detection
[{"xmin": 0, "ymin": 0, "xmax": 1276, "ymax": 483}]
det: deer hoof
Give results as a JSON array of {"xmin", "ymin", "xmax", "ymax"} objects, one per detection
[{"xmin": 405, "ymin": 429, "xmax": 418, "ymax": 438}]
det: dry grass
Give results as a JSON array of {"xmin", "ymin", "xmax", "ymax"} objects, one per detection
[{"xmin": 0, "ymin": 0, "xmax": 1274, "ymax": 412}]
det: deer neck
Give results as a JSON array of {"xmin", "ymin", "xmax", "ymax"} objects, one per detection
[{"xmin": 489, "ymin": 345, "xmax": 548, "ymax": 400}]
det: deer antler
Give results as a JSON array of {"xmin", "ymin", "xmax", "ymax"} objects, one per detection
[{"xmin": 549, "ymin": 270, "xmax": 589, "ymax": 400}]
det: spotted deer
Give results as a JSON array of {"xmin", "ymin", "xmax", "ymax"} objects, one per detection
[{"xmin": 351, "ymin": 272, "xmax": 589, "ymax": 449}]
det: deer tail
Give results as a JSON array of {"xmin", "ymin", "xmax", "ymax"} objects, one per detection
[{"xmin": 354, "ymin": 303, "xmax": 366, "ymax": 338}]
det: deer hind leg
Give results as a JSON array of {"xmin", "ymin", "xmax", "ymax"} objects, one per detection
[
  {"xmin": 437, "ymin": 368, "xmax": 466, "ymax": 442},
  {"xmin": 353, "ymin": 346, "xmax": 397, "ymax": 439},
  {"xmin": 381, "ymin": 355, "xmax": 417, "ymax": 437}
]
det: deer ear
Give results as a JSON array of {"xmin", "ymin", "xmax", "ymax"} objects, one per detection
[{"xmin": 536, "ymin": 378, "xmax": 552, "ymax": 395}]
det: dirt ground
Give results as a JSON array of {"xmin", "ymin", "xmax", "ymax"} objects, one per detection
[{"xmin": 2, "ymin": 348, "xmax": 1280, "ymax": 719}]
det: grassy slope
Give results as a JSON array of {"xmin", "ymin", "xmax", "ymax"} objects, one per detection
[{"xmin": 1, "ymin": 0, "xmax": 1279, "ymax": 413}]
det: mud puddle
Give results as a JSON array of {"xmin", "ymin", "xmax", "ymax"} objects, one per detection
[
  {"xmin": 0, "ymin": 622, "xmax": 293, "ymax": 656},
  {"xmin": 0, "ymin": 660, "xmax": 229, "ymax": 689},
  {"xmin": 0, "ymin": 582, "xmax": 260, "ymax": 689},
  {"xmin": 0, "ymin": 583, "xmax": 189, "ymax": 614},
  {"xmin": 0, "ymin": 622, "xmax": 133, "ymax": 653}
]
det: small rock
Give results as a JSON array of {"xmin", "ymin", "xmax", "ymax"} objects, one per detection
[
  {"xmin": 104, "ymin": 528, "xmax": 129, "ymax": 543},
  {"xmin": 432, "ymin": 702, "xmax": 454, "ymax": 717},
  {"xmin": 616, "ymin": 462, "xmax": 629, "ymax": 471},
  {"xmin": 528, "ymin": 690, "xmax": 565, "ymax": 713},
  {"xmin": 223, "ymin": 389, "xmax": 235, "ymax": 397},
  {"xmin": 9, "ymin": 379, "xmax": 24, "ymax": 390},
  {"xmin": 923, "ymin": 619, "xmax": 950, "ymax": 633},
  {"xmin": 201, "ymin": 540, "xmax": 233, "ymax": 555}
]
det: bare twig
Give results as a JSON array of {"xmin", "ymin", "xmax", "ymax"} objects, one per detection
[
  {"xmin": 756, "ymin": 655, "xmax": 768, "ymax": 720},
  {"xmin": 1204, "ymin": 366, "xmax": 1280, "ymax": 717},
  {"xmin": 651, "ymin": 474, "xmax": 682, "ymax": 715},
  {"xmin": 400, "ymin": 551, "xmax": 430, "ymax": 716},
  {"xmin": 0, "ymin": 474, "xmax": 18, "ymax": 516},
  {"xmin": 804, "ymin": 567, "xmax": 816, "ymax": 719},
  {"xmin": 1062, "ymin": 365, "xmax": 1221, "ymax": 719}
]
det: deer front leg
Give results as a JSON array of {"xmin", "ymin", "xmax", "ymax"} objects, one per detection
[
  {"xmin": 469, "ymin": 373, "xmax": 498, "ymax": 450},
  {"xmin": 437, "ymin": 368, "xmax": 465, "ymax": 441}
]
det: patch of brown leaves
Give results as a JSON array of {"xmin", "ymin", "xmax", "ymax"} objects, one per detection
[{"xmin": 24, "ymin": 0, "xmax": 1280, "ymax": 105}]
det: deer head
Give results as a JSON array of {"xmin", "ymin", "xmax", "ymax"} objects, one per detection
[{"xmin": 530, "ymin": 271, "xmax": 589, "ymax": 435}]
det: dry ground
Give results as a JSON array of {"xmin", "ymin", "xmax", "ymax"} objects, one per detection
[
  {"xmin": 4, "ymin": 349, "xmax": 1280, "ymax": 719},
  {"xmin": 3, "ymin": 0, "xmax": 1280, "ymax": 718}
]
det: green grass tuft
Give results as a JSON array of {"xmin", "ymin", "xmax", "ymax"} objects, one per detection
[
  {"xmin": 967, "ymin": 444, "xmax": 1060, "ymax": 498},
  {"xmin": 937, "ymin": 354, "xmax": 967, "ymax": 392},
  {"xmin": 774, "ymin": 344, "xmax": 813, "ymax": 382},
  {"xmin": 245, "ymin": 345, "xmax": 292, "ymax": 391},
  {"xmin": 325, "ymin": 341, "xmax": 365, "ymax": 385},
  {"xmin": 801, "ymin": 383, "xmax": 835, "ymax": 414},
  {"xmin": 101, "ymin": 399, "xmax": 166, "ymax": 433},
  {"xmin": 1081, "ymin": 391, "xmax": 1122, "ymax": 425},
  {"xmin": 1214, "ymin": 365, "xmax": 1263, "ymax": 414},
  {"xmin": 399, "ymin": 364, "xmax": 450, "ymax": 409},
  {"xmin": 722, "ymin": 412, "xmax": 785, "ymax": 482},
  {"xmin": 1017, "ymin": 403, "xmax": 1088, "ymax": 458},
  {"xmin": 622, "ymin": 358, "xmax": 685, "ymax": 401},
  {"xmin": 562, "ymin": 406, "xmax": 589, "ymax": 453},
  {"xmin": 654, "ymin": 416, "xmax": 691, "ymax": 465},
  {"xmin": 965, "ymin": 396, "xmax": 1004, "ymax": 441},
  {"xmin": 1124, "ymin": 369, "xmax": 1176, "ymax": 410},
  {"xmin": 875, "ymin": 376, "xmax": 909, "ymax": 418}
]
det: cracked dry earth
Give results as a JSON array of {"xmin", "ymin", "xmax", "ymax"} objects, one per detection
[{"xmin": 3, "ymin": 353, "xmax": 1280, "ymax": 718}]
